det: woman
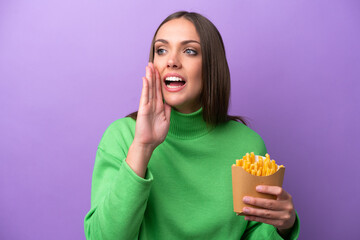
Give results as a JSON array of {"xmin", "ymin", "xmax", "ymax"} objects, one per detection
[{"xmin": 84, "ymin": 11, "xmax": 300, "ymax": 239}]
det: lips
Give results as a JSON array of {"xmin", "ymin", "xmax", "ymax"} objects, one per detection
[{"xmin": 163, "ymin": 73, "xmax": 186, "ymax": 92}]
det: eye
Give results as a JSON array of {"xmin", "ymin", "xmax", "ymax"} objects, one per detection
[
  {"xmin": 156, "ymin": 48, "xmax": 167, "ymax": 55},
  {"xmin": 184, "ymin": 48, "xmax": 197, "ymax": 56}
]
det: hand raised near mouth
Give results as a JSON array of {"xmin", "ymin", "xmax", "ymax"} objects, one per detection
[
  {"xmin": 134, "ymin": 62, "xmax": 171, "ymax": 149},
  {"xmin": 126, "ymin": 62, "xmax": 171, "ymax": 178}
]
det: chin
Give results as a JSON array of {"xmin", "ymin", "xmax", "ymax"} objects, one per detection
[
  {"xmin": 163, "ymin": 95, "xmax": 181, "ymax": 105},
  {"xmin": 164, "ymin": 100, "xmax": 183, "ymax": 109}
]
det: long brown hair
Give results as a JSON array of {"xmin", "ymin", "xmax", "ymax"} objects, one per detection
[{"xmin": 127, "ymin": 11, "xmax": 247, "ymax": 125}]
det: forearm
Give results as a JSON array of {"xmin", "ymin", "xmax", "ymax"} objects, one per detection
[
  {"xmin": 126, "ymin": 142, "xmax": 155, "ymax": 178},
  {"xmin": 85, "ymin": 154, "xmax": 153, "ymax": 240}
]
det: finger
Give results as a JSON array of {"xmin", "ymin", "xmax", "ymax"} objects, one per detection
[
  {"xmin": 146, "ymin": 66, "xmax": 153, "ymax": 100},
  {"xmin": 147, "ymin": 63, "xmax": 155, "ymax": 100},
  {"xmin": 140, "ymin": 77, "xmax": 149, "ymax": 105},
  {"xmin": 256, "ymin": 185, "xmax": 288, "ymax": 200},
  {"xmin": 164, "ymin": 102, "xmax": 171, "ymax": 121},
  {"xmin": 242, "ymin": 206, "xmax": 284, "ymax": 219},
  {"xmin": 155, "ymin": 68, "xmax": 163, "ymax": 104},
  {"xmin": 243, "ymin": 196, "xmax": 282, "ymax": 210},
  {"xmin": 149, "ymin": 63, "xmax": 157, "ymax": 101},
  {"xmin": 149, "ymin": 62, "xmax": 156, "ymax": 100}
]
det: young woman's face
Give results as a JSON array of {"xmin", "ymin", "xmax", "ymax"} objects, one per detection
[{"xmin": 153, "ymin": 18, "xmax": 202, "ymax": 114}]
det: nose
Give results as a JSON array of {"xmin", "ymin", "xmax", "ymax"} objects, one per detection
[{"xmin": 167, "ymin": 53, "xmax": 182, "ymax": 69}]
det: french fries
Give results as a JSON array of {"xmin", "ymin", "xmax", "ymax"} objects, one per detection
[{"xmin": 234, "ymin": 153, "xmax": 284, "ymax": 176}]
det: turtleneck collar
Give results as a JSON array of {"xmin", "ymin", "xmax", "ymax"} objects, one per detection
[{"xmin": 167, "ymin": 107, "xmax": 214, "ymax": 139}]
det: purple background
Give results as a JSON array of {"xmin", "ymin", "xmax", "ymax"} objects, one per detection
[{"xmin": 1, "ymin": 0, "xmax": 359, "ymax": 239}]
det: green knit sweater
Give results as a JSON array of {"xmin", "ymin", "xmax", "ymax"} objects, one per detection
[{"xmin": 84, "ymin": 107, "xmax": 300, "ymax": 239}]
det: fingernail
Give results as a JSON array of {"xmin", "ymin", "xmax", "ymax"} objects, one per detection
[
  {"xmin": 243, "ymin": 207, "xmax": 250, "ymax": 213},
  {"xmin": 243, "ymin": 196, "xmax": 251, "ymax": 203},
  {"xmin": 244, "ymin": 216, "xmax": 249, "ymax": 221},
  {"xmin": 256, "ymin": 186, "xmax": 263, "ymax": 191}
]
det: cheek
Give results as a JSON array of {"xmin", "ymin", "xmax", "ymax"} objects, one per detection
[
  {"xmin": 195, "ymin": 63, "xmax": 202, "ymax": 89},
  {"xmin": 153, "ymin": 60, "xmax": 166, "ymax": 77},
  {"xmin": 153, "ymin": 55, "xmax": 165, "ymax": 67},
  {"xmin": 191, "ymin": 76, "xmax": 202, "ymax": 97},
  {"xmin": 195, "ymin": 59, "xmax": 202, "ymax": 78},
  {"xmin": 153, "ymin": 61, "xmax": 163, "ymax": 79}
]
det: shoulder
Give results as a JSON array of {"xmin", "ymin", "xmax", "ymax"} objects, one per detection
[
  {"xmin": 214, "ymin": 120, "xmax": 267, "ymax": 155},
  {"xmin": 105, "ymin": 117, "xmax": 136, "ymax": 133},
  {"xmin": 98, "ymin": 117, "xmax": 136, "ymax": 149},
  {"xmin": 216, "ymin": 120, "xmax": 262, "ymax": 139}
]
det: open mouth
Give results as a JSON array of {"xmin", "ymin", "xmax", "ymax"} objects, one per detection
[{"xmin": 164, "ymin": 76, "xmax": 186, "ymax": 89}]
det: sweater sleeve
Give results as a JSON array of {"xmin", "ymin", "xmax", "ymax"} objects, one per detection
[
  {"xmin": 84, "ymin": 120, "xmax": 153, "ymax": 240},
  {"xmin": 241, "ymin": 212, "xmax": 300, "ymax": 239}
]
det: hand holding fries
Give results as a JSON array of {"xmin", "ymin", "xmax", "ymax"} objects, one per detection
[
  {"xmin": 232, "ymin": 153, "xmax": 295, "ymax": 236},
  {"xmin": 232, "ymin": 153, "xmax": 285, "ymax": 216},
  {"xmin": 242, "ymin": 185, "xmax": 296, "ymax": 236}
]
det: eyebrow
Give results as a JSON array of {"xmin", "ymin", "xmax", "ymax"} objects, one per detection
[{"xmin": 154, "ymin": 39, "xmax": 201, "ymax": 45}]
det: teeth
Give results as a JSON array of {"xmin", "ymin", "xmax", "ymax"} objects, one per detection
[
  {"xmin": 165, "ymin": 76, "xmax": 183, "ymax": 81},
  {"xmin": 167, "ymin": 85, "xmax": 183, "ymax": 89}
]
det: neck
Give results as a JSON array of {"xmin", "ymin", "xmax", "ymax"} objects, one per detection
[
  {"xmin": 172, "ymin": 103, "xmax": 202, "ymax": 114},
  {"xmin": 167, "ymin": 107, "xmax": 214, "ymax": 139}
]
